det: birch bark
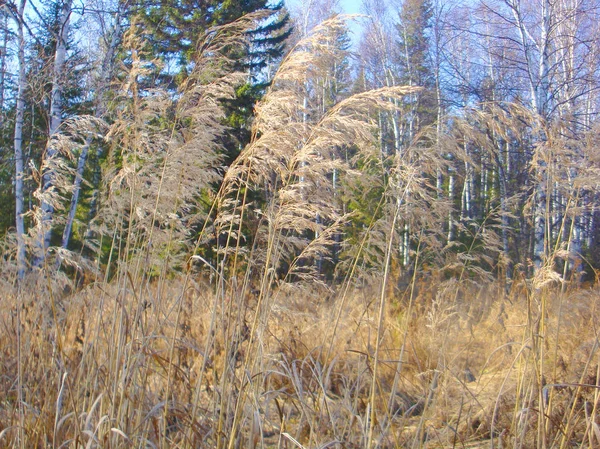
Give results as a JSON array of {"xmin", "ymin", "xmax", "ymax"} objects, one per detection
[
  {"xmin": 13, "ymin": 0, "xmax": 27, "ymax": 278},
  {"xmin": 61, "ymin": 5, "xmax": 124, "ymax": 250},
  {"xmin": 36, "ymin": 0, "xmax": 72, "ymax": 266}
]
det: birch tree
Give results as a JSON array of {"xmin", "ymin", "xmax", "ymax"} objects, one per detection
[
  {"xmin": 0, "ymin": 8, "xmax": 8, "ymax": 128},
  {"xmin": 493, "ymin": 0, "xmax": 600, "ymax": 268},
  {"xmin": 36, "ymin": 0, "xmax": 73, "ymax": 266},
  {"xmin": 61, "ymin": 0, "xmax": 127, "ymax": 251},
  {"xmin": 12, "ymin": 0, "xmax": 27, "ymax": 279}
]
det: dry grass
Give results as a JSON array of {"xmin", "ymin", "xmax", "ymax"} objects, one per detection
[{"xmin": 1, "ymin": 277, "xmax": 599, "ymax": 448}]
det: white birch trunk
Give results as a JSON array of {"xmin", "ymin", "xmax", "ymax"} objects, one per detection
[
  {"xmin": 61, "ymin": 8, "xmax": 123, "ymax": 251},
  {"xmin": 383, "ymin": 67, "xmax": 402, "ymax": 158},
  {"xmin": 403, "ymin": 223, "xmax": 410, "ymax": 266},
  {"xmin": 13, "ymin": 0, "xmax": 27, "ymax": 279},
  {"xmin": 463, "ymin": 161, "xmax": 472, "ymax": 220},
  {"xmin": 535, "ymin": 0, "xmax": 552, "ymax": 267},
  {"xmin": 37, "ymin": 0, "xmax": 72, "ymax": 266},
  {"xmin": 507, "ymin": 0, "xmax": 552, "ymax": 267},
  {"xmin": 533, "ymin": 183, "xmax": 547, "ymax": 267},
  {"xmin": 448, "ymin": 170, "xmax": 455, "ymax": 242},
  {"xmin": 0, "ymin": 11, "xmax": 8, "ymax": 126},
  {"xmin": 571, "ymin": 216, "xmax": 582, "ymax": 274},
  {"xmin": 434, "ymin": 3, "xmax": 444, "ymax": 202},
  {"xmin": 499, "ymin": 147, "xmax": 510, "ymax": 276},
  {"xmin": 482, "ymin": 165, "xmax": 489, "ymax": 216},
  {"xmin": 537, "ymin": 0, "xmax": 551, "ymax": 118},
  {"xmin": 508, "ymin": 0, "xmax": 540, "ymax": 114}
]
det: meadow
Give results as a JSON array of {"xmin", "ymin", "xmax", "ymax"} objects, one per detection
[{"xmin": 1, "ymin": 272, "xmax": 598, "ymax": 448}]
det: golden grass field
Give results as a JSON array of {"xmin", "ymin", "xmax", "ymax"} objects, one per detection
[{"xmin": 1, "ymin": 274, "xmax": 598, "ymax": 449}]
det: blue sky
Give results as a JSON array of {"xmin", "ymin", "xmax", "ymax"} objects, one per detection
[
  {"xmin": 339, "ymin": 0, "xmax": 362, "ymax": 15},
  {"xmin": 285, "ymin": 0, "xmax": 363, "ymax": 15},
  {"xmin": 284, "ymin": 0, "xmax": 365, "ymax": 45},
  {"xmin": 339, "ymin": 0, "xmax": 364, "ymax": 45}
]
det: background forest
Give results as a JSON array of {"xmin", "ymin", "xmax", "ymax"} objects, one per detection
[
  {"xmin": 2, "ymin": 0, "xmax": 600, "ymax": 283},
  {"xmin": 1, "ymin": 0, "xmax": 600, "ymax": 448}
]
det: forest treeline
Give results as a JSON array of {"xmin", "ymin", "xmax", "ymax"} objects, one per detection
[{"xmin": 1, "ymin": 0, "xmax": 599, "ymax": 287}]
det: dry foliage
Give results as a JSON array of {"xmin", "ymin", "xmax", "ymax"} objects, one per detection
[{"xmin": 1, "ymin": 276, "xmax": 600, "ymax": 448}]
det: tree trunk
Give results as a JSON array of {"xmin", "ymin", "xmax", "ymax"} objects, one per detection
[
  {"xmin": 448, "ymin": 170, "xmax": 455, "ymax": 242},
  {"xmin": 0, "ymin": 10, "xmax": 8, "ymax": 127},
  {"xmin": 500, "ymin": 141, "xmax": 510, "ymax": 277},
  {"xmin": 533, "ymin": 183, "xmax": 547, "ymax": 267},
  {"xmin": 13, "ymin": 0, "xmax": 27, "ymax": 279},
  {"xmin": 461, "ymin": 159, "xmax": 472, "ymax": 221},
  {"xmin": 507, "ymin": 0, "xmax": 552, "ymax": 267},
  {"xmin": 61, "ymin": 6, "xmax": 123, "ymax": 251},
  {"xmin": 36, "ymin": 0, "xmax": 72, "ymax": 266}
]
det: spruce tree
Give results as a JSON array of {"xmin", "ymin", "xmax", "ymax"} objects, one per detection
[
  {"xmin": 136, "ymin": 0, "xmax": 291, "ymax": 162},
  {"xmin": 137, "ymin": 0, "xmax": 289, "ymax": 76}
]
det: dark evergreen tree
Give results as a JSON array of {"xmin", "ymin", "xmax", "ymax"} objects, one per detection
[
  {"xmin": 137, "ymin": 0, "xmax": 289, "ymax": 76},
  {"xmin": 396, "ymin": 0, "xmax": 433, "ymax": 86},
  {"xmin": 135, "ymin": 0, "xmax": 291, "ymax": 163}
]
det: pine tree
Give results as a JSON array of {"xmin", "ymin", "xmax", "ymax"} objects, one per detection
[{"xmin": 396, "ymin": 0, "xmax": 433, "ymax": 87}]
